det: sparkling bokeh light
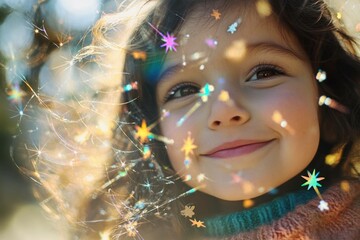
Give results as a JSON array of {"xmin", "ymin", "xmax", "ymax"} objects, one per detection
[{"xmin": 1, "ymin": 0, "xmax": 359, "ymax": 239}]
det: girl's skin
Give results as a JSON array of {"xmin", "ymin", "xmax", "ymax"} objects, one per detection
[{"xmin": 156, "ymin": 4, "xmax": 320, "ymax": 201}]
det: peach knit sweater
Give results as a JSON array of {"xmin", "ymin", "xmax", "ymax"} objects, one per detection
[{"xmin": 206, "ymin": 180, "xmax": 360, "ymax": 240}]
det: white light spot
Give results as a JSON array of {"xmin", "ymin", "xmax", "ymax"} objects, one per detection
[
  {"xmin": 280, "ymin": 120, "xmax": 287, "ymax": 128},
  {"xmin": 324, "ymin": 97, "xmax": 332, "ymax": 106}
]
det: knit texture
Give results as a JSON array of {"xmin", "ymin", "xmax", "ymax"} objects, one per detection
[
  {"xmin": 204, "ymin": 180, "xmax": 360, "ymax": 240},
  {"xmin": 204, "ymin": 189, "xmax": 316, "ymax": 236}
]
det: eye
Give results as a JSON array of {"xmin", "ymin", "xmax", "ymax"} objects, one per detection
[
  {"xmin": 247, "ymin": 64, "xmax": 284, "ymax": 82},
  {"xmin": 164, "ymin": 82, "xmax": 200, "ymax": 102}
]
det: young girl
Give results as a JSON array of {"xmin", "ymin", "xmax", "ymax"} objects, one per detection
[{"xmin": 27, "ymin": 0, "xmax": 360, "ymax": 239}]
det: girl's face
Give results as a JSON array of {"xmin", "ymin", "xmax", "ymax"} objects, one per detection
[{"xmin": 156, "ymin": 5, "xmax": 320, "ymax": 201}]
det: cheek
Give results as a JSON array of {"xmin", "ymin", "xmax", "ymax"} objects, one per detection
[
  {"xmin": 255, "ymin": 85, "xmax": 319, "ymax": 136},
  {"xmin": 160, "ymin": 115, "xmax": 198, "ymax": 174},
  {"xmin": 257, "ymin": 86, "xmax": 320, "ymax": 162}
]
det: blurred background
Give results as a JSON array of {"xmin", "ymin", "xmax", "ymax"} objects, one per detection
[
  {"xmin": 0, "ymin": 0, "xmax": 359, "ymax": 239},
  {"xmin": 0, "ymin": 0, "xmax": 122, "ymax": 239}
]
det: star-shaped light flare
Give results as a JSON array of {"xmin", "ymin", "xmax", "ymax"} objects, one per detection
[
  {"xmin": 135, "ymin": 120, "xmax": 154, "ymax": 143},
  {"xmin": 211, "ymin": 9, "xmax": 221, "ymax": 20},
  {"xmin": 148, "ymin": 22, "xmax": 178, "ymax": 53},
  {"xmin": 301, "ymin": 169, "xmax": 325, "ymax": 199},
  {"xmin": 190, "ymin": 219, "xmax": 206, "ymax": 228},
  {"xmin": 135, "ymin": 119, "xmax": 174, "ymax": 145},
  {"xmin": 161, "ymin": 32, "xmax": 178, "ymax": 52},
  {"xmin": 181, "ymin": 132, "xmax": 197, "ymax": 157}
]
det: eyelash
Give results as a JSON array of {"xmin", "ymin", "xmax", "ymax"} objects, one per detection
[
  {"xmin": 163, "ymin": 82, "xmax": 200, "ymax": 103},
  {"xmin": 162, "ymin": 64, "xmax": 285, "ymax": 103},
  {"xmin": 246, "ymin": 64, "xmax": 285, "ymax": 82}
]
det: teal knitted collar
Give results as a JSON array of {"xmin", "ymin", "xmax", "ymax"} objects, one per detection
[{"xmin": 203, "ymin": 189, "xmax": 317, "ymax": 237}]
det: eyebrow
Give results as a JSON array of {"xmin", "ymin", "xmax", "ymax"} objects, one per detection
[
  {"xmin": 246, "ymin": 41, "xmax": 305, "ymax": 61},
  {"xmin": 157, "ymin": 41, "xmax": 305, "ymax": 84}
]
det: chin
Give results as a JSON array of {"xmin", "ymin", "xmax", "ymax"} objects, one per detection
[{"xmin": 204, "ymin": 186, "xmax": 266, "ymax": 201}]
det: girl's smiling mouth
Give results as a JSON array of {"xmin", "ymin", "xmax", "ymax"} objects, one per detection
[{"xmin": 201, "ymin": 139, "xmax": 275, "ymax": 159}]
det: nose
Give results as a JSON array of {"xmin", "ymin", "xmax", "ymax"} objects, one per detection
[{"xmin": 207, "ymin": 94, "xmax": 250, "ymax": 130}]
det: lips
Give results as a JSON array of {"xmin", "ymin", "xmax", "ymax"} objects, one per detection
[{"xmin": 201, "ymin": 139, "xmax": 274, "ymax": 158}]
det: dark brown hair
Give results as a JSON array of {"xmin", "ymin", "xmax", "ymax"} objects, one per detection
[{"xmin": 123, "ymin": 0, "xmax": 360, "ymax": 177}]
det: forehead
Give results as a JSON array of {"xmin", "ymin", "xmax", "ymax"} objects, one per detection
[{"xmin": 162, "ymin": 1, "xmax": 306, "ymax": 67}]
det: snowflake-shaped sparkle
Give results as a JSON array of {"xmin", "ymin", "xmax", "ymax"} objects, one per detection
[
  {"xmin": 227, "ymin": 18, "xmax": 242, "ymax": 34},
  {"xmin": 227, "ymin": 22, "xmax": 238, "ymax": 34},
  {"xmin": 318, "ymin": 200, "xmax": 329, "ymax": 211},
  {"xmin": 181, "ymin": 205, "xmax": 195, "ymax": 218}
]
